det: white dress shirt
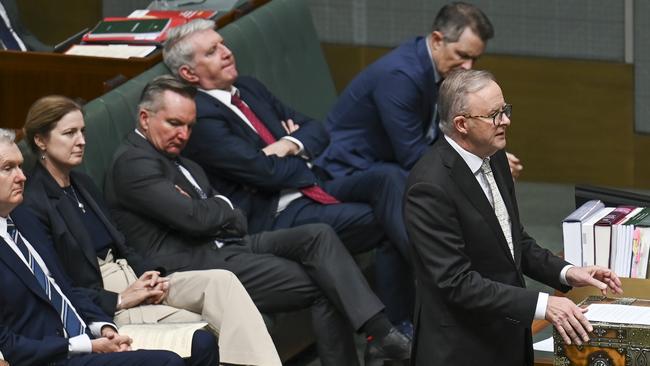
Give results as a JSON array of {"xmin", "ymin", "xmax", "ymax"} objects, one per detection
[
  {"xmin": 444, "ymin": 135, "xmax": 572, "ymax": 320},
  {"xmin": 0, "ymin": 216, "xmax": 114, "ymax": 354}
]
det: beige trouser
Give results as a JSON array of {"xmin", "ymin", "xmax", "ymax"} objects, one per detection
[{"xmin": 100, "ymin": 252, "xmax": 281, "ymax": 366}]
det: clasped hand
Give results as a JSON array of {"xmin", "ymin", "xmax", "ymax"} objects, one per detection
[
  {"xmin": 117, "ymin": 271, "xmax": 170, "ymax": 310},
  {"xmin": 92, "ymin": 326, "xmax": 132, "ymax": 353},
  {"xmin": 546, "ymin": 266, "xmax": 623, "ymax": 346}
]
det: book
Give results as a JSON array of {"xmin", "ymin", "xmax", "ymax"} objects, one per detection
[
  {"xmin": 118, "ymin": 322, "xmax": 208, "ymax": 358},
  {"xmin": 593, "ymin": 206, "xmax": 635, "ymax": 268},
  {"xmin": 562, "ymin": 200, "xmax": 605, "ymax": 266},
  {"xmin": 82, "ymin": 18, "xmax": 175, "ymax": 44},
  {"xmin": 128, "ymin": 9, "xmax": 218, "ymax": 21},
  {"xmin": 613, "ymin": 207, "xmax": 644, "ymax": 277},
  {"xmin": 581, "ymin": 207, "xmax": 615, "ymax": 266},
  {"xmin": 627, "ymin": 208, "xmax": 650, "ymax": 278}
]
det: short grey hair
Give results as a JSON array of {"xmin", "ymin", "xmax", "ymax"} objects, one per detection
[
  {"xmin": 438, "ymin": 69, "xmax": 495, "ymax": 136},
  {"xmin": 0, "ymin": 129, "xmax": 16, "ymax": 146},
  {"xmin": 163, "ymin": 19, "xmax": 216, "ymax": 77},
  {"xmin": 138, "ymin": 75, "xmax": 197, "ymax": 113}
]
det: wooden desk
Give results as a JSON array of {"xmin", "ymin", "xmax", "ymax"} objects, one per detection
[{"xmin": 0, "ymin": 50, "xmax": 161, "ymax": 129}]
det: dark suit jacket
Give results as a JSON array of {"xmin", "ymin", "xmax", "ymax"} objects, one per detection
[
  {"xmin": 404, "ymin": 138, "xmax": 571, "ymax": 366},
  {"xmin": 105, "ymin": 131, "xmax": 249, "ymax": 274},
  {"xmin": 183, "ymin": 76, "xmax": 330, "ymax": 233},
  {"xmin": 0, "ymin": 205, "xmax": 111, "ymax": 365},
  {"xmin": 0, "ymin": 0, "xmax": 51, "ymax": 51},
  {"xmin": 23, "ymin": 163, "xmax": 163, "ymax": 316},
  {"xmin": 315, "ymin": 36, "xmax": 437, "ymax": 176}
]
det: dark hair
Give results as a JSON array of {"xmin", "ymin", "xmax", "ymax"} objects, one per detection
[
  {"xmin": 24, "ymin": 95, "xmax": 82, "ymax": 153},
  {"xmin": 433, "ymin": 2, "xmax": 494, "ymax": 43},
  {"xmin": 138, "ymin": 75, "xmax": 197, "ymax": 112}
]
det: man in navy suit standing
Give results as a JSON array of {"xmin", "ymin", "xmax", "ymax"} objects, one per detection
[
  {"xmin": 0, "ymin": 128, "xmax": 207, "ymax": 366},
  {"xmin": 165, "ymin": 19, "xmax": 415, "ymax": 334}
]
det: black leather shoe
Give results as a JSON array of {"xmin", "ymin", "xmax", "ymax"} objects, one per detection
[{"xmin": 364, "ymin": 327, "xmax": 412, "ymax": 366}]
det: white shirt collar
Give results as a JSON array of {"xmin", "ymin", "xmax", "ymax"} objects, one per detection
[
  {"xmin": 199, "ymin": 86, "xmax": 238, "ymax": 106},
  {"xmin": 444, "ymin": 134, "xmax": 487, "ymax": 174}
]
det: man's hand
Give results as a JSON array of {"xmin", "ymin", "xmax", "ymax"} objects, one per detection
[
  {"xmin": 546, "ymin": 296, "xmax": 591, "ymax": 345},
  {"xmin": 117, "ymin": 271, "xmax": 164, "ymax": 310},
  {"xmin": 565, "ymin": 266, "xmax": 623, "ymax": 296},
  {"xmin": 506, "ymin": 152, "xmax": 523, "ymax": 179},
  {"xmin": 145, "ymin": 278, "xmax": 170, "ymax": 305},
  {"xmin": 281, "ymin": 119, "xmax": 300, "ymax": 134},
  {"xmin": 101, "ymin": 326, "xmax": 132, "ymax": 352},
  {"xmin": 262, "ymin": 139, "xmax": 300, "ymax": 157}
]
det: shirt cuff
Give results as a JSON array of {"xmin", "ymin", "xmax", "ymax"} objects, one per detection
[
  {"xmin": 534, "ymin": 292, "xmax": 549, "ymax": 320},
  {"xmin": 68, "ymin": 334, "xmax": 92, "ymax": 355},
  {"xmin": 560, "ymin": 264, "xmax": 574, "ymax": 286},
  {"xmin": 282, "ymin": 136, "xmax": 304, "ymax": 154},
  {"xmin": 89, "ymin": 322, "xmax": 116, "ymax": 337},
  {"xmin": 215, "ymin": 195, "xmax": 234, "ymax": 209}
]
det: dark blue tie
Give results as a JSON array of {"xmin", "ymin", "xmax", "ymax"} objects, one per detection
[
  {"xmin": 174, "ymin": 160, "xmax": 208, "ymax": 199},
  {"xmin": 0, "ymin": 14, "xmax": 21, "ymax": 50},
  {"xmin": 6, "ymin": 217, "xmax": 86, "ymax": 337}
]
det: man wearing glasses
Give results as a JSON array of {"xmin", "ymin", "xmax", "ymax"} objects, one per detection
[{"xmin": 404, "ymin": 69, "xmax": 623, "ymax": 365}]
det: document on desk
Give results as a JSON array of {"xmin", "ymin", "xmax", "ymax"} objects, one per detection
[
  {"xmin": 119, "ymin": 322, "xmax": 208, "ymax": 357},
  {"xmin": 586, "ymin": 304, "xmax": 650, "ymax": 325},
  {"xmin": 65, "ymin": 44, "xmax": 157, "ymax": 59}
]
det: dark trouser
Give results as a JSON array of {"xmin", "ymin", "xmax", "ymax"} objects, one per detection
[
  {"xmin": 64, "ymin": 350, "xmax": 184, "ymax": 366},
  {"xmin": 324, "ymin": 163, "xmax": 415, "ymax": 323},
  {"xmin": 214, "ymin": 224, "xmax": 385, "ymax": 366},
  {"xmin": 186, "ymin": 330, "xmax": 219, "ymax": 366}
]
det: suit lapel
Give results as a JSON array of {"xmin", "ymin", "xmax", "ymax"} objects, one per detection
[
  {"xmin": 440, "ymin": 140, "xmax": 516, "ymax": 266},
  {"xmin": 35, "ymin": 166, "xmax": 100, "ymax": 273},
  {"xmin": 0, "ymin": 232, "xmax": 53, "ymax": 306}
]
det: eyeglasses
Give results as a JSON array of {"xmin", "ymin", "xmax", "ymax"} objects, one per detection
[{"xmin": 462, "ymin": 103, "xmax": 512, "ymax": 126}]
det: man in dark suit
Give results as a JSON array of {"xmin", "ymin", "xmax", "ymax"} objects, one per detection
[
  {"xmin": 404, "ymin": 69, "xmax": 623, "ymax": 365},
  {"xmin": 104, "ymin": 75, "xmax": 411, "ymax": 366},
  {"xmin": 0, "ymin": 129, "xmax": 188, "ymax": 366},
  {"xmin": 162, "ymin": 19, "xmax": 414, "ymax": 331},
  {"xmin": 0, "ymin": 0, "xmax": 51, "ymax": 51}
]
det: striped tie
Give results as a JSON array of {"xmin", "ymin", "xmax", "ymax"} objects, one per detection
[
  {"xmin": 6, "ymin": 217, "xmax": 86, "ymax": 337},
  {"xmin": 480, "ymin": 159, "xmax": 514, "ymax": 258}
]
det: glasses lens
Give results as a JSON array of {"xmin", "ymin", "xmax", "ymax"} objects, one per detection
[{"xmin": 494, "ymin": 104, "xmax": 512, "ymax": 126}]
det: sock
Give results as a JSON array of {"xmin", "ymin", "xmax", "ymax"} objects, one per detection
[{"xmin": 361, "ymin": 311, "xmax": 392, "ymax": 341}]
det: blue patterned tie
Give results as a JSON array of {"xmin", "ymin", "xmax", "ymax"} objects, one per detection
[
  {"xmin": 6, "ymin": 217, "xmax": 86, "ymax": 337},
  {"xmin": 0, "ymin": 14, "xmax": 21, "ymax": 50}
]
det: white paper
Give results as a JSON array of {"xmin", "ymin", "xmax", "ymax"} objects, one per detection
[
  {"xmin": 119, "ymin": 322, "xmax": 208, "ymax": 358},
  {"xmin": 533, "ymin": 336, "xmax": 554, "ymax": 352},
  {"xmin": 65, "ymin": 44, "xmax": 156, "ymax": 59},
  {"xmin": 586, "ymin": 304, "xmax": 650, "ymax": 325}
]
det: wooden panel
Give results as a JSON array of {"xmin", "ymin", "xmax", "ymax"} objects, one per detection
[
  {"xmin": 322, "ymin": 43, "xmax": 649, "ymax": 189},
  {"xmin": 0, "ymin": 51, "xmax": 161, "ymax": 129}
]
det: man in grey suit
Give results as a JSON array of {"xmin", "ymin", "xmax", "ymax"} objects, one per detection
[
  {"xmin": 104, "ymin": 75, "xmax": 412, "ymax": 366},
  {"xmin": 404, "ymin": 69, "xmax": 623, "ymax": 365},
  {"xmin": 0, "ymin": 0, "xmax": 50, "ymax": 51}
]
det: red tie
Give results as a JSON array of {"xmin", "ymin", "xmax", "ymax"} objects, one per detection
[{"xmin": 230, "ymin": 94, "xmax": 339, "ymax": 205}]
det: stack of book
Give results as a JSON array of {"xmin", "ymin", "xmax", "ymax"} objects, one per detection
[{"xmin": 562, "ymin": 200, "xmax": 650, "ymax": 278}]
